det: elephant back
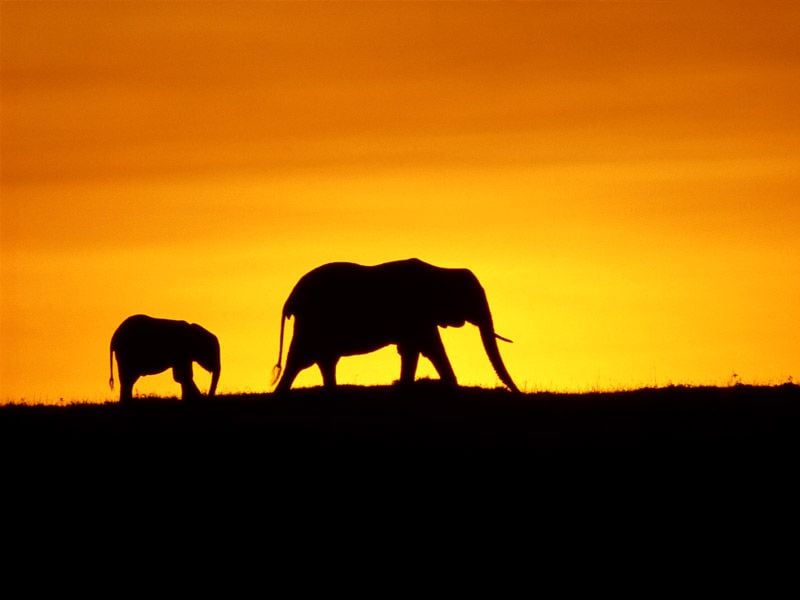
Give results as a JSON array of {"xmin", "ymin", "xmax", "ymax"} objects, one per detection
[{"xmin": 283, "ymin": 260, "xmax": 439, "ymax": 329}]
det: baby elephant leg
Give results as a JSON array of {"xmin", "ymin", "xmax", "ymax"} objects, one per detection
[{"xmin": 173, "ymin": 362, "xmax": 201, "ymax": 401}]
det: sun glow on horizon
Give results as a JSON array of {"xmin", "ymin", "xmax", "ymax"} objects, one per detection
[{"xmin": 2, "ymin": 2, "xmax": 799, "ymax": 403}]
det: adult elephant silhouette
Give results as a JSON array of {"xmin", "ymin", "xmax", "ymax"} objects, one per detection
[
  {"xmin": 272, "ymin": 258, "xmax": 519, "ymax": 393},
  {"xmin": 109, "ymin": 315, "xmax": 221, "ymax": 403}
]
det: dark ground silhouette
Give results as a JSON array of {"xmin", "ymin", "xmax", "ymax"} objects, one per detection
[
  {"xmin": 3, "ymin": 383, "xmax": 798, "ymax": 462},
  {"xmin": 4, "ymin": 383, "xmax": 799, "ymax": 544}
]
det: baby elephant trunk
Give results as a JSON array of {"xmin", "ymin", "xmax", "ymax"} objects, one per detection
[{"xmin": 208, "ymin": 368, "xmax": 220, "ymax": 397}]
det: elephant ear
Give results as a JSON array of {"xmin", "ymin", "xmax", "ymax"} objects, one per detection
[
  {"xmin": 437, "ymin": 316, "xmax": 466, "ymax": 328},
  {"xmin": 431, "ymin": 288, "xmax": 468, "ymax": 327},
  {"xmin": 432, "ymin": 267, "xmax": 479, "ymax": 328}
]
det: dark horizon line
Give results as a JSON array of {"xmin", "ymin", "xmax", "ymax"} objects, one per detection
[{"xmin": 2, "ymin": 380, "xmax": 798, "ymax": 407}]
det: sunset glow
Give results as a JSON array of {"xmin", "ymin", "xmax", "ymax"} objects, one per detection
[{"xmin": 2, "ymin": 2, "xmax": 799, "ymax": 402}]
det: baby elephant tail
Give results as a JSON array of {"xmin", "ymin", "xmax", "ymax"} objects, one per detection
[
  {"xmin": 109, "ymin": 345, "xmax": 115, "ymax": 390},
  {"xmin": 271, "ymin": 309, "xmax": 287, "ymax": 386}
]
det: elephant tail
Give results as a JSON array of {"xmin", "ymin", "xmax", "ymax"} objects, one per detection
[
  {"xmin": 271, "ymin": 311, "xmax": 287, "ymax": 386},
  {"xmin": 109, "ymin": 345, "xmax": 115, "ymax": 390}
]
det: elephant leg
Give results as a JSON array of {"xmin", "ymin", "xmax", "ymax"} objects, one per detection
[
  {"xmin": 119, "ymin": 372, "xmax": 137, "ymax": 404},
  {"xmin": 180, "ymin": 380, "xmax": 201, "ymax": 402},
  {"xmin": 318, "ymin": 357, "xmax": 339, "ymax": 388},
  {"xmin": 275, "ymin": 338, "xmax": 311, "ymax": 394},
  {"xmin": 421, "ymin": 328, "xmax": 457, "ymax": 386},
  {"xmin": 397, "ymin": 345, "xmax": 420, "ymax": 385}
]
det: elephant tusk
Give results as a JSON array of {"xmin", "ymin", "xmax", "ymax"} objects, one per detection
[{"xmin": 494, "ymin": 332, "xmax": 513, "ymax": 343}]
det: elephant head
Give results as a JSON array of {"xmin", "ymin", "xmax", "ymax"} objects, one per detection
[
  {"xmin": 429, "ymin": 267, "xmax": 520, "ymax": 393},
  {"xmin": 273, "ymin": 259, "xmax": 520, "ymax": 393},
  {"xmin": 189, "ymin": 323, "xmax": 221, "ymax": 397}
]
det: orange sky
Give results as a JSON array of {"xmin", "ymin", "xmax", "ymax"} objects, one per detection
[{"xmin": 2, "ymin": 1, "xmax": 799, "ymax": 402}]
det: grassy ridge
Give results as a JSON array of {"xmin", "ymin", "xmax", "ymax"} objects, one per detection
[
  {"xmin": 2, "ymin": 383, "xmax": 798, "ymax": 456},
  {"xmin": 4, "ymin": 384, "xmax": 799, "ymax": 529}
]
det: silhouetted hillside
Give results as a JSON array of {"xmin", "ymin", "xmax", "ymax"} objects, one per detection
[
  {"xmin": 5, "ymin": 383, "xmax": 799, "ymax": 540},
  {"xmin": 3, "ymin": 384, "xmax": 798, "ymax": 461}
]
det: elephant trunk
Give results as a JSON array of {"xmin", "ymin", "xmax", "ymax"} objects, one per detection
[
  {"xmin": 205, "ymin": 335, "xmax": 221, "ymax": 398},
  {"xmin": 208, "ymin": 368, "xmax": 220, "ymax": 398},
  {"xmin": 479, "ymin": 322, "xmax": 520, "ymax": 393}
]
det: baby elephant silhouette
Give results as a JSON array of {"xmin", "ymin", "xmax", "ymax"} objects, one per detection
[
  {"xmin": 273, "ymin": 258, "xmax": 519, "ymax": 393},
  {"xmin": 109, "ymin": 314, "xmax": 221, "ymax": 403}
]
